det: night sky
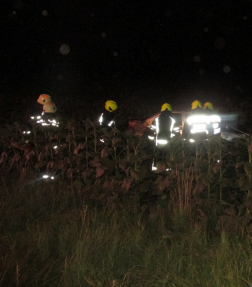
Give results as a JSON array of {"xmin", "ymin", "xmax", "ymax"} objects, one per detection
[{"xmin": 1, "ymin": 0, "xmax": 252, "ymax": 120}]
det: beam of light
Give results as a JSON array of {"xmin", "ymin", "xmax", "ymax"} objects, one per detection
[{"xmin": 209, "ymin": 115, "xmax": 221, "ymax": 123}]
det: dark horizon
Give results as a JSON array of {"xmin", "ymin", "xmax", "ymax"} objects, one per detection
[{"xmin": 1, "ymin": 0, "xmax": 252, "ymax": 117}]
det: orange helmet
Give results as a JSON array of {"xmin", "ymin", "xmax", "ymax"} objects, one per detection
[{"xmin": 37, "ymin": 94, "xmax": 52, "ymax": 105}]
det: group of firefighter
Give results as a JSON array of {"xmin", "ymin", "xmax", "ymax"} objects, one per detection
[
  {"xmin": 33, "ymin": 94, "xmax": 221, "ymax": 171},
  {"xmin": 99, "ymin": 99, "xmax": 221, "ymax": 140},
  {"xmin": 34, "ymin": 94, "xmax": 221, "ymax": 143},
  {"xmin": 98, "ymin": 99, "xmax": 221, "ymax": 170}
]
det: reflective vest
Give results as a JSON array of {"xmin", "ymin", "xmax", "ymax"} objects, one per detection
[
  {"xmin": 148, "ymin": 111, "xmax": 175, "ymax": 146},
  {"xmin": 99, "ymin": 110, "xmax": 115, "ymax": 127},
  {"xmin": 186, "ymin": 113, "xmax": 221, "ymax": 136}
]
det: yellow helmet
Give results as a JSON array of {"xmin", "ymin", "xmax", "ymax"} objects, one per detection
[
  {"xmin": 191, "ymin": 100, "xmax": 202, "ymax": 110},
  {"xmin": 161, "ymin": 103, "xmax": 172, "ymax": 112},
  {"xmin": 37, "ymin": 94, "xmax": 52, "ymax": 105},
  {"xmin": 105, "ymin": 100, "xmax": 118, "ymax": 112},
  {"xmin": 203, "ymin": 102, "xmax": 213, "ymax": 110}
]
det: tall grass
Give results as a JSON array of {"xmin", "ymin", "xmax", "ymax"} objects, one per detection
[{"xmin": 1, "ymin": 176, "xmax": 252, "ymax": 287}]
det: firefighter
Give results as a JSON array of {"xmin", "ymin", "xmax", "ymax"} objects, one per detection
[
  {"xmin": 203, "ymin": 102, "xmax": 213, "ymax": 113},
  {"xmin": 36, "ymin": 94, "xmax": 59, "ymax": 127},
  {"xmin": 150, "ymin": 103, "xmax": 175, "ymax": 146},
  {"xmin": 150, "ymin": 103, "xmax": 175, "ymax": 171},
  {"xmin": 37, "ymin": 94, "xmax": 57, "ymax": 114},
  {"xmin": 99, "ymin": 100, "xmax": 118, "ymax": 127},
  {"xmin": 191, "ymin": 100, "xmax": 203, "ymax": 113},
  {"xmin": 203, "ymin": 102, "xmax": 221, "ymax": 135},
  {"xmin": 184, "ymin": 100, "xmax": 221, "ymax": 141}
]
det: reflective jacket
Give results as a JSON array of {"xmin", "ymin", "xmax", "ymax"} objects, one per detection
[
  {"xmin": 99, "ymin": 110, "xmax": 116, "ymax": 127},
  {"xmin": 185, "ymin": 110, "xmax": 221, "ymax": 137},
  {"xmin": 149, "ymin": 110, "xmax": 175, "ymax": 146}
]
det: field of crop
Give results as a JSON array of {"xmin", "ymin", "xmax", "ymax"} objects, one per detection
[{"xmin": 1, "ymin": 117, "xmax": 252, "ymax": 286}]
